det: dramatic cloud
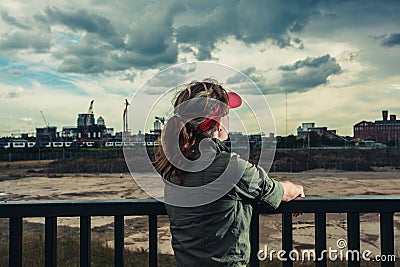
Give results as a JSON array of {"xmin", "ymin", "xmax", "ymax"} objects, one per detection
[
  {"xmin": 0, "ymin": 1, "xmax": 323, "ymax": 73},
  {"xmin": 125, "ymin": 2, "xmax": 182, "ymax": 54},
  {"xmin": 1, "ymin": 11, "xmax": 31, "ymax": 30},
  {"xmin": 145, "ymin": 62, "xmax": 196, "ymax": 93},
  {"xmin": 227, "ymin": 55, "xmax": 341, "ymax": 94},
  {"xmin": 56, "ymin": 34, "xmax": 178, "ymax": 73},
  {"xmin": 380, "ymin": 32, "xmax": 400, "ymax": 47},
  {"xmin": 278, "ymin": 54, "xmax": 341, "ymax": 93},
  {"xmin": 45, "ymin": 7, "xmax": 123, "ymax": 47},
  {"xmin": 176, "ymin": 0, "xmax": 317, "ymax": 59},
  {"xmin": 56, "ymin": 34, "xmax": 113, "ymax": 74},
  {"xmin": 0, "ymin": 0, "xmax": 400, "ymax": 136},
  {"xmin": 46, "ymin": 4, "xmax": 181, "ymax": 73},
  {"xmin": 0, "ymin": 31, "xmax": 51, "ymax": 52},
  {"xmin": 227, "ymin": 66, "xmax": 282, "ymax": 94}
]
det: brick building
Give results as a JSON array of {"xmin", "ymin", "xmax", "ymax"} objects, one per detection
[{"xmin": 354, "ymin": 110, "xmax": 400, "ymax": 144}]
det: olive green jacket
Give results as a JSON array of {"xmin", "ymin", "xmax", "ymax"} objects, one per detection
[{"xmin": 165, "ymin": 139, "xmax": 284, "ymax": 267}]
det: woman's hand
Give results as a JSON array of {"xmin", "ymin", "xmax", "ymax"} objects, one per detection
[
  {"xmin": 280, "ymin": 181, "xmax": 305, "ymax": 218},
  {"xmin": 280, "ymin": 181, "xmax": 305, "ymax": 202}
]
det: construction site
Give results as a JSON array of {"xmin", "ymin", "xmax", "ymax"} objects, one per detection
[{"xmin": 0, "ymin": 99, "xmax": 166, "ymax": 149}]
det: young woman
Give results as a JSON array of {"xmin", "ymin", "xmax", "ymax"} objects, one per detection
[{"xmin": 155, "ymin": 79, "xmax": 304, "ymax": 267}]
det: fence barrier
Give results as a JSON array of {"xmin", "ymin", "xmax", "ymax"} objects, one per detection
[{"xmin": 0, "ymin": 197, "xmax": 398, "ymax": 267}]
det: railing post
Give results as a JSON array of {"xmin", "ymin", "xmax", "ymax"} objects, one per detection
[
  {"xmin": 282, "ymin": 213, "xmax": 293, "ymax": 267},
  {"xmin": 250, "ymin": 209, "xmax": 259, "ymax": 267},
  {"xmin": 45, "ymin": 216, "xmax": 57, "ymax": 267},
  {"xmin": 149, "ymin": 215, "xmax": 158, "ymax": 267},
  {"xmin": 114, "ymin": 216, "xmax": 124, "ymax": 267},
  {"xmin": 80, "ymin": 216, "xmax": 91, "ymax": 267},
  {"xmin": 347, "ymin": 213, "xmax": 360, "ymax": 267},
  {"xmin": 315, "ymin": 213, "xmax": 327, "ymax": 267},
  {"xmin": 9, "ymin": 217, "xmax": 23, "ymax": 267},
  {"xmin": 380, "ymin": 212, "xmax": 394, "ymax": 267}
]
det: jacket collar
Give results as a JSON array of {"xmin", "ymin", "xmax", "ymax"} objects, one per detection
[{"xmin": 211, "ymin": 138, "xmax": 231, "ymax": 154}]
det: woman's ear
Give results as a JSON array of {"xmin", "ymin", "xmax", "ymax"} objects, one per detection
[
  {"xmin": 217, "ymin": 127, "xmax": 229, "ymax": 141},
  {"xmin": 215, "ymin": 116, "xmax": 229, "ymax": 141}
]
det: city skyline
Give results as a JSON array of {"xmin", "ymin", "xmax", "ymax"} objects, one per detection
[
  {"xmin": 2, "ymin": 106, "xmax": 399, "ymax": 139},
  {"xmin": 1, "ymin": 1, "xmax": 400, "ymax": 137}
]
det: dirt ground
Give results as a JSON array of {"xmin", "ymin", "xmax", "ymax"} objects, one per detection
[{"xmin": 0, "ymin": 162, "xmax": 399, "ymax": 259}]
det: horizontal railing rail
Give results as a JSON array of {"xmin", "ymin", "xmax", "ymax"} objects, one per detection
[{"xmin": 0, "ymin": 196, "xmax": 399, "ymax": 267}]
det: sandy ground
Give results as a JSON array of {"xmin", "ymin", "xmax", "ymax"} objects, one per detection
[{"xmin": 0, "ymin": 167, "xmax": 399, "ymax": 259}]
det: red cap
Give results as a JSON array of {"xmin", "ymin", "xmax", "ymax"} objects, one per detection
[
  {"xmin": 228, "ymin": 91, "xmax": 242, "ymax": 109},
  {"xmin": 198, "ymin": 91, "xmax": 242, "ymax": 131}
]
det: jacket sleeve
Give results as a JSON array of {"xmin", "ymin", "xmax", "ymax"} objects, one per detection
[{"xmin": 232, "ymin": 155, "xmax": 284, "ymax": 209}]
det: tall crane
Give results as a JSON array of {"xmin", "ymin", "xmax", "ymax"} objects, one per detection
[
  {"xmin": 39, "ymin": 111, "xmax": 52, "ymax": 142},
  {"xmin": 86, "ymin": 100, "xmax": 94, "ymax": 127},
  {"xmin": 81, "ymin": 100, "xmax": 94, "ymax": 141},
  {"xmin": 123, "ymin": 99, "xmax": 130, "ymax": 140},
  {"xmin": 40, "ymin": 111, "xmax": 49, "ymax": 127},
  {"xmin": 88, "ymin": 100, "xmax": 94, "ymax": 114}
]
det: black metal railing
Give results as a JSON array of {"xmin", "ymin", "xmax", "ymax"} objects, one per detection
[{"xmin": 0, "ymin": 196, "xmax": 399, "ymax": 267}]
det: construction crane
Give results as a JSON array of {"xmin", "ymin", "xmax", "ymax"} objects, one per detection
[
  {"xmin": 39, "ymin": 111, "xmax": 52, "ymax": 142},
  {"xmin": 123, "ymin": 99, "xmax": 130, "ymax": 140},
  {"xmin": 88, "ymin": 100, "xmax": 94, "ymax": 114},
  {"xmin": 40, "ymin": 111, "xmax": 49, "ymax": 127},
  {"xmin": 86, "ymin": 100, "xmax": 94, "ymax": 127},
  {"xmin": 81, "ymin": 100, "xmax": 94, "ymax": 141}
]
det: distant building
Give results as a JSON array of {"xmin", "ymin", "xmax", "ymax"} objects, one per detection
[
  {"xmin": 228, "ymin": 132, "xmax": 249, "ymax": 148},
  {"xmin": 131, "ymin": 132, "xmax": 145, "ymax": 142},
  {"xmin": 36, "ymin": 126, "xmax": 57, "ymax": 141},
  {"xmin": 145, "ymin": 132, "xmax": 160, "ymax": 144},
  {"xmin": 61, "ymin": 126, "xmax": 78, "ymax": 140},
  {"xmin": 354, "ymin": 110, "xmax": 400, "ymax": 144},
  {"xmin": 77, "ymin": 113, "xmax": 95, "ymax": 128},
  {"xmin": 154, "ymin": 120, "xmax": 162, "ymax": 131},
  {"xmin": 61, "ymin": 115, "xmax": 113, "ymax": 141},
  {"xmin": 151, "ymin": 117, "xmax": 165, "ymax": 137},
  {"xmin": 97, "ymin": 116, "xmax": 105, "ymax": 126},
  {"xmin": 297, "ymin": 122, "xmax": 336, "ymax": 138},
  {"xmin": 78, "ymin": 114, "xmax": 115, "ymax": 141},
  {"xmin": 297, "ymin": 122, "xmax": 315, "ymax": 137}
]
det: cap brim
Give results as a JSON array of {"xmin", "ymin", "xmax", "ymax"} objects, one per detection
[{"xmin": 228, "ymin": 91, "xmax": 242, "ymax": 109}]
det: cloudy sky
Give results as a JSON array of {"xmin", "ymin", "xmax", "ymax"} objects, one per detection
[{"xmin": 0, "ymin": 0, "xmax": 399, "ymax": 137}]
